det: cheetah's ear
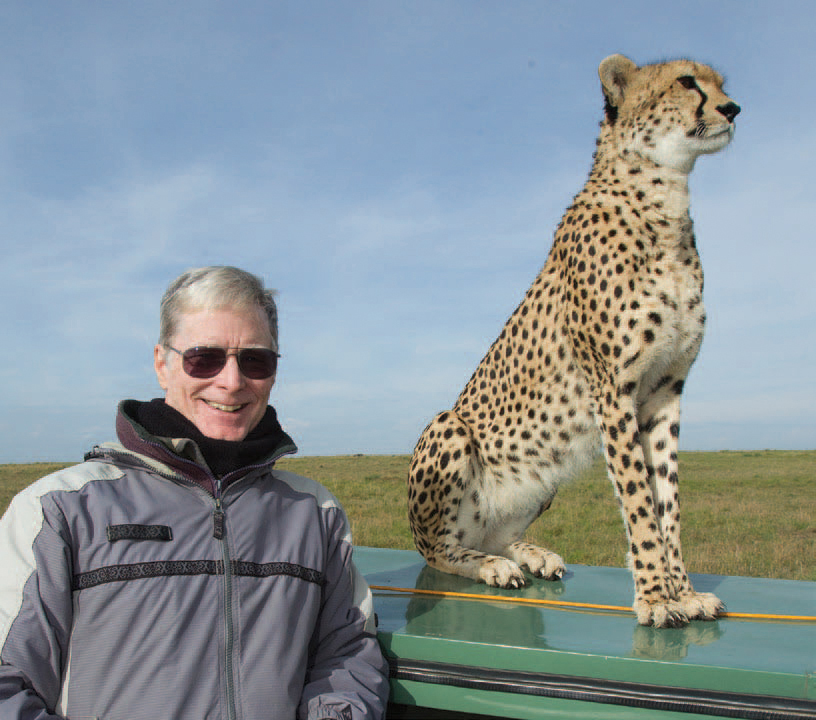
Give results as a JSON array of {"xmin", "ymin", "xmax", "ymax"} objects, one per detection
[{"xmin": 599, "ymin": 54, "xmax": 638, "ymax": 121}]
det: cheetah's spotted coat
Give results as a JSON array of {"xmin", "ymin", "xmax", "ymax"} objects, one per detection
[{"xmin": 407, "ymin": 55, "xmax": 740, "ymax": 628}]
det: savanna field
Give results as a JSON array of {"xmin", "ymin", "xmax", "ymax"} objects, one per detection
[{"xmin": 1, "ymin": 450, "xmax": 814, "ymax": 581}]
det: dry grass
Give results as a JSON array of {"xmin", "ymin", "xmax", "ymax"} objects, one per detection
[
  {"xmin": 0, "ymin": 463, "xmax": 73, "ymax": 513},
  {"xmin": 2, "ymin": 451, "xmax": 813, "ymax": 581},
  {"xmin": 279, "ymin": 455, "xmax": 416, "ymax": 551},
  {"xmin": 287, "ymin": 450, "xmax": 816, "ymax": 581}
]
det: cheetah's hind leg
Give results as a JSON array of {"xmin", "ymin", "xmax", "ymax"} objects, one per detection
[
  {"xmin": 432, "ymin": 541, "xmax": 564, "ymax": 590},
  {"xmin": 408, "ymin": 411, "xmax": 538, "ymax": 590}
]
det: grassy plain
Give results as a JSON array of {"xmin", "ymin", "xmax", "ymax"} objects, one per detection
[{"xmin": 2, "ymin": 451, "xmax": 813, "ymax": 581}]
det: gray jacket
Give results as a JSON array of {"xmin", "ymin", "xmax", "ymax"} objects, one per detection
[{"xmin": 0, "ymin": 403, "xmax": 389, "ymax": 719}]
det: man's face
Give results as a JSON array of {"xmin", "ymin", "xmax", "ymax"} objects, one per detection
[{"xmin": 154, "ymin": 306, "xmax": 276, "ymax": 441}]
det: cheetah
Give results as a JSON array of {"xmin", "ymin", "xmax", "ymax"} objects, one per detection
[{"xmin": 407, "ymin": 54, "xmax": 740, "ymax": 628}]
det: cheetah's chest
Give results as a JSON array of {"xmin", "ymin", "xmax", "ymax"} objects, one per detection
[{"xmin": 642, "ymin": 240, "xmax": 704, "ymax": 338}]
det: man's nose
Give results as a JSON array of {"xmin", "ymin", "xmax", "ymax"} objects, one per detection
[{"xmin": 217, "ymin": 354, "xmax": 246, "ymax": 386}]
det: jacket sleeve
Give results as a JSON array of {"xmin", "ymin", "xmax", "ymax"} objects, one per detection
[
  {"xmin": 298, "ymin": 505, "xmax": 390, "ymax": 720},
  {"xmin": 0, "ymin": 478, "xmax": 73, "ymax": 719}
]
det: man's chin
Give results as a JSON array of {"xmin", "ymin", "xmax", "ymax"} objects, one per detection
[{"xmin": 196, "ymin": 406, "xmax": 258, "ymax": 441}]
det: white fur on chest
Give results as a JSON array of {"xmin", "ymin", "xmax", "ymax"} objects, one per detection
[
  {"xmin": 632, "ymin": 242, "xmax": 706, "ymax": 393},
  {"xmin": 460, "ymin": 429, "xmax": 600, "ymax": 553}
]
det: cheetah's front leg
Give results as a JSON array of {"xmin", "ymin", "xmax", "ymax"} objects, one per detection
[
  {"xmin": 638, "ymin": 378, "xmax": 724, "ymax": 621},
  {"xmin": 600, "ymin": 398, "xmax": 689, "ymax": 627}
]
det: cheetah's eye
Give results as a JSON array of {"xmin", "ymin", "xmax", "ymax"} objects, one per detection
[{"xmin": 677, "ymin": 76, "xmax": 697, "ymax": 90}]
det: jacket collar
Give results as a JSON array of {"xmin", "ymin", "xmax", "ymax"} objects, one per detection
[{"xmin": 113, "ymin": 399, "xmax": 297, "ymax": 494}]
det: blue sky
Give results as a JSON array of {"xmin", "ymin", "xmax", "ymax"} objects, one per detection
[{"xmin": 1, "ymin": 1, "xmax": 814, "ymax": 462}]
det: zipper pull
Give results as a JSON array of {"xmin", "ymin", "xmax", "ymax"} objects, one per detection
[{"xmin": 213, "ymin": 499, "xmax": 225, "ymax": 540}]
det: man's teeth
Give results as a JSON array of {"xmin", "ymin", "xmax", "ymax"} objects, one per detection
[{"xmin": 205, "ymin": 401, "xmax": 243, "ymax": 412}]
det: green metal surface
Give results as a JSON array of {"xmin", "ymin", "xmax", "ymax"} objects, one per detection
[{"xmin": 356, "ymin": 547, "xmax": 816, "ymax": 719}]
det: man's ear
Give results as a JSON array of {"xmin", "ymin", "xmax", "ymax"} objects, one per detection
[{"xmin": 154, "ymin": 344, "xmax": 169, "ymax": 392}]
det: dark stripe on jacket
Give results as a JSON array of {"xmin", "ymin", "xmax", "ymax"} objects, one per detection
[{"xmin": 73, "ymin": 560, "xmax": 324, "ymax": 590}]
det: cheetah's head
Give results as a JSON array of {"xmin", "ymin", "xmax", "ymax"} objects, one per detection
[{"xmin": 598, "ymin": 54, "xmax": 740, "ymax": 174}]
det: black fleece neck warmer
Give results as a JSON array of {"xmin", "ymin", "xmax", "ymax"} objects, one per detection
[{"xmin": 135, "ymin": 399, "xmax": 292, "ymax": 478}]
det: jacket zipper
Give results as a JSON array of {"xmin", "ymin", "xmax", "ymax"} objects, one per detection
[
  {"xmin": 211, "ymin": 455, "xmax": 299, "ymax": 720},
  {"xmin": 214, "ymin": 491, "xmax": 237, "ymax": 720}
]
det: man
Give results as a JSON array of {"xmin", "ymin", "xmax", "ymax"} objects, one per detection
[{"xmin": 0, "ymin": 266, "xmax": 389, "ymax": 719}]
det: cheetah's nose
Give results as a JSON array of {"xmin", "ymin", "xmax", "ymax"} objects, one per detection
[{"xmin": 717, "ymin": 102, "xmax": 741, "ymax": 123}]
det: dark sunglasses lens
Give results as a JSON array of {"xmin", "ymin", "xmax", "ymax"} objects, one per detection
[
  {"xmin": 182, "ymin": 348, "xmax": 228, "ymax": 378},
  {"xmin": 237, "ymin": 349, "xmax": 278, "ymax": 379},
  {"xmin": 180, "ymin": 347, "xmax": 277, "ymax": 379}
]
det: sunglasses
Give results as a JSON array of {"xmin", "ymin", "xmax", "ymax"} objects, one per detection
[{"xmin": 166, "ymin": 345, "xmax": 279, "ymax": 380}]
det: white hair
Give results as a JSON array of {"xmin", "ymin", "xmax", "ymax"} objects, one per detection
[{"xmin": 158, "ymin": 266, "xmax": 278, "ymax": 351}]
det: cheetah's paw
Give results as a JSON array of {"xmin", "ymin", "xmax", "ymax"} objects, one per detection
[
  {"xmin": 478, "ymin": 557, "xmax": 527, "ymax": 589},
  {"xmin": 506, "ymin": 543, "xmax": 565, "ymax": 581},
  {"xmin": 678, "ymin": 592, "xmax": 725, "ymax": 621},
  {"xmin": 523, "ymin": 551, "xmax": 566, "ymax": 581},
  {"xmin": 634, "ymin": 598, "xmax": 690, "ymax": 628}
]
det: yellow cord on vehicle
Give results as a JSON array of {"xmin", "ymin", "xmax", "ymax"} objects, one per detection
[{"xmin": 369, "ymin": 585, "xmax": 816, "ymax": 622}]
